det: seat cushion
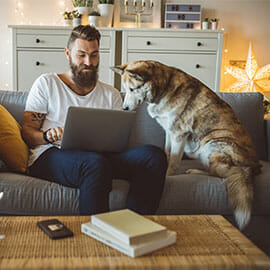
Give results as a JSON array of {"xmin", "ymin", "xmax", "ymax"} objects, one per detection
[{"xmin": 157, "ymin": 160, "xmax": 270, "ymax": 216}]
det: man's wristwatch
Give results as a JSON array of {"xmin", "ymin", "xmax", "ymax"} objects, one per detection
[{"xmin": 43, "ymin": 129, "xmax": 52, "ymax": 143}]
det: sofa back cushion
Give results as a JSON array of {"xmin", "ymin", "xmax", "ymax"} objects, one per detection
[
  {"xmin": 217, "ymin": 92, "xmax": 267, "ymax": 160},
  {"xmin": 0, "ymin": 90, "xmax": 266, "ymax": 160},
  {"xmin": 0, "ymin": 91, "xmax": 28, "ymax": 125},
  {"xmin": 128, "ymin": 92, "xmax": 267, "ymax": 160}
]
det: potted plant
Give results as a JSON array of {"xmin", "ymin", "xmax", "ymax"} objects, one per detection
[
  {"xmin": 72, "ymin": 10, "xmax": 82, "ymax": 27},
  {"xmin": 211, "ymin": 18, "xmax": 219, "ymax": 30},
  {"xmin": 88, "ymin": 11, "xmax": 101, "ymax": 27},
  {"xmin": 202, "ymin": 18, "xmax": 209, "ymax": 30},
  {"xmin": 98, "ymin": 0, "xmax": 114, "ymax": 27},
  {"xmin": 63, "ymin": 11, "xmax": 73, "ymax": 26},
  {"xmin": 72, "ymin": 0, "xmax": 93, "ymax": 15}
]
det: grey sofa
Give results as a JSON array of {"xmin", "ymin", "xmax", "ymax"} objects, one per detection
[{"xmin": 0, "ymin": 90, "xmax": 270, "ymax": 255}]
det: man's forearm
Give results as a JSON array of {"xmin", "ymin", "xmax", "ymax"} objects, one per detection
[{"xmin": 22, "ymin": 127, "xmax": 47, "ymax": 148}]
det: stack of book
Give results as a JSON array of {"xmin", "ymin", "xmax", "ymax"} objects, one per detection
[{"xmin": 81, "ymin": 209, "xmax": 177, "ymax": 258}]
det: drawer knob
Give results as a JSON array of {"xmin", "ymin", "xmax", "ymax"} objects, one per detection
[
  {"xmin": 36, "ymin": 61, "xmax": 41, "ymax": 66},
  {"xmin": 36, "ymin": 38, "xmax": 40, "ymax": 43},
  {"xmin": 146, "ymin": 41, "xmax": 151, "ymax": 46},
  {"xmin": 197, "ymin": 42, "xmax": 202, "ymax": 46},
  {"xmin": 196, "ymin": 64, "xmax": 201, "ymax": 69}
]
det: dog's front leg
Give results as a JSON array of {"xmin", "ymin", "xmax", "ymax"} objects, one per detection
[
  {"xmin": 165, "ymin": 132, "xmax": 172, "ymax": 162},
  {"xmin": 166, "ymin": 135, "xmax": 187, "ymax": 176}
]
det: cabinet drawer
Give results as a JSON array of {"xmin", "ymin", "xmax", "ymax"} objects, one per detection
[
  {"xmin": 17, "ymin": 50, "xmax": 112, "ymax": 91},
  {"xmin": 127, "ymin": 37, "xmax": 218, "ymax": 51},
  {"xmin": 17, "ymin": 34, "xmax": 111, "ymax": 49},
  {"xmin": 17, "ymin": 34, "xmax": 68, "ymax": 48},
  {"xmin": 127, "ymin": 53, "xmax": 217, "ymax": 90}
]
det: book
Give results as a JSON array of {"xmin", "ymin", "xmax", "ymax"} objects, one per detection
[
  {"xmin": 91, "ymin": 209, "xmax": 167, "ymax": 245},
  {"xmin": 81, "ymin": 221, "xmax": 177, "ymax": 258}
]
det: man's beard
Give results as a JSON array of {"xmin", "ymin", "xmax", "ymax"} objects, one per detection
[{"xmin": 69, "ymin": 57, "xmax": 99, "ymax": 89}]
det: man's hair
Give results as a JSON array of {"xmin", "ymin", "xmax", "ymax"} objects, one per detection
[{"xmin": 67, "ymin": 25, "xmax": 101, "ymax": 50}]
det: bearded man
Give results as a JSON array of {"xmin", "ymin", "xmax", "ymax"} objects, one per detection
[{"xmin": 22, "ymin": 25, "xmax": 167, "ymax": 215}]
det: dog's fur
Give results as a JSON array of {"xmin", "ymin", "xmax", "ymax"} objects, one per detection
[{"xmin": 112, "ymin": 60, "xmax": 261, "ymax": 230}]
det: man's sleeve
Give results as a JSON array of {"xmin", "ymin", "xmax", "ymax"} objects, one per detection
[{"xmin": 25, "ymin": 76, "xmax": 48, "ymax": 114}]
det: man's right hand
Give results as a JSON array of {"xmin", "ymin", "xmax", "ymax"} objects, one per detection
[{"xmin": 44, "ymin": 127, "xmax": 63, "ymax": 143}]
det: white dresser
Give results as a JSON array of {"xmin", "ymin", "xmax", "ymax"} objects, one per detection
[
  {"xmin": 122, "ymin": 29, "xmax": 224, "ymax": 91},
  {"xmin": 9, "ymin": 25, "xmax": 119, "ymax": 92},
  {"xmin": 9, "ymin": 26, "xmax": 225, "ymax": 92}
]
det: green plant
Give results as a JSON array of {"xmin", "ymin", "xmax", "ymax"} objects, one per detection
[
  {"xmin": 263, "ymin": 99, "xmax": 270, "ymax": 115},
  {"xmin": 211, "ymin": 18, "xmax": 219, "ymax": 22},
  {"xmin": 89, "ymin": 10, "xmax": 101, "ymax": 16},
  {"xmin": 203, "ymin": 18, "xmax": 209, "ymax": 22},
  {"xmin": 63, "ymin": 11, "xmax": 73, "ymax": 20},
  {"xmin": 72, "ymin": 0, "xmax": 93, "ymax": 7},
  {"xmin": 72, "ymin": 10, "xmax": 82, "ymax": 18},
  {"xmin": 98, "ymin": 0, "xmax": 114, "ymax": 4}
]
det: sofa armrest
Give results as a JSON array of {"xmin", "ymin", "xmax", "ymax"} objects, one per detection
[{"xmin": 265, "ymin": 118, "xmax": 270, "ymax": 161}]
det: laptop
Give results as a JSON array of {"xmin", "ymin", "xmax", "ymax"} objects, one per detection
[{"xmin": 60, "ymin": 106, "xmax": 136, "ymax": 152}]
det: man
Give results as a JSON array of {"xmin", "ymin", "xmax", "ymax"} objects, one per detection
[{"xmin": 22, "ymin": 25, "xmax": 167, "ymax": 215}]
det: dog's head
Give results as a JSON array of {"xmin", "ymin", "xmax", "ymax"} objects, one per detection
[{"xmin": 111, "ymin": 61, "xmax": 155, "ymax": 111}]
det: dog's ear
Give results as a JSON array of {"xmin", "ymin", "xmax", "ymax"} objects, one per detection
[
  {"xmin": 125, "ymin": 70, "xmax": 144, "ymax": 81},
  {"xmin": 110, "ymin": 64, "xmax": 127, "ymax": 75}
]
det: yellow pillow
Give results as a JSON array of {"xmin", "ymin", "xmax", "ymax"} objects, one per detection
[{"xmin": 0, "ymin": 104, "xmax": 29, "ymax": 173}]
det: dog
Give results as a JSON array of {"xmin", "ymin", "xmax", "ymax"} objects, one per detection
[{"xmin": 111, "ymin": 60, "xmax": 262, "ymax": 230}]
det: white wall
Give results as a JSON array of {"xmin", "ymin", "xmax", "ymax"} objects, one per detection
[{"xmin": 0, "ymin": 0, "xmax": 269, "ymax": 91}]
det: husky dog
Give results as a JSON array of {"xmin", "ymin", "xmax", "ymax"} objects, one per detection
[{"xmin": 112, "ymin": 60, "xmax": 261, "ymax": 230}]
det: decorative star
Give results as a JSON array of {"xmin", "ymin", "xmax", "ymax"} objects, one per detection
[{"xmin": 224, "ymin": 42, "xmax": 270, "ymax": 99}]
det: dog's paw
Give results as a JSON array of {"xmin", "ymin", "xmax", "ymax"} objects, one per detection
[
  {"xmin": 185, "ymin": 169, "xmax": 209, "ymax": 175},
  {"xmin": 166, "ymin": 168, "xmax": 177, "ymax": 176}
]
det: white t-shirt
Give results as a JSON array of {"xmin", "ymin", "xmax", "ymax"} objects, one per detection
[{"xmin": 25, "ymin": 73, "xmax": 123, "ymax": 166}]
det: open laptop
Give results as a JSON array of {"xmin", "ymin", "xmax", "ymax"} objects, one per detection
[{"xmin": 60, "ymin": 106, "xmax": 136, "ymax": 152}]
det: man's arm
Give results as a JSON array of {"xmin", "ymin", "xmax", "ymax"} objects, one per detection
[
  {"xmin": 22, "ymin": 111, "xmax": 47, "ymax": 148},
  {"xmin": 22, "ymin": 111, "xmax": 64, "ymax": 148}
]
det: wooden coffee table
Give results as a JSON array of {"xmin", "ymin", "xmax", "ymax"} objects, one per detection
[{"xmin": 0, "ymin": 215, "xmax": 270, "ymax": 269}]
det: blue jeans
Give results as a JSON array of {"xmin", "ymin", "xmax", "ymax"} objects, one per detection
[{"xmin": 28, "ymin": 145, "xmax": 167, "ymax": 215}]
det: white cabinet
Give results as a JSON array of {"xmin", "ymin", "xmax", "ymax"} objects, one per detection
[
  {"xmin": 10, "ymin": 26, "xmax": 117, "ymax": 91},
  {"xmin": 10, "ymin": 26, "xmax": 225, "ymax": 92},
  {"xmin": 122, "ymin": 29, "xmax": 224, "ymax": 91}
]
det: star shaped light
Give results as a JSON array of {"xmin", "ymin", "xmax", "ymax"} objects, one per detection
[{"xmin": 224, "ymin": 42, "xmax": 270, "ymax": 99}]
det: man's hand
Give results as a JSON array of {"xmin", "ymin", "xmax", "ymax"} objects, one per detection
[{"xmin": 44, "ymin": 127, "xmax": 63, "ymax": 143}]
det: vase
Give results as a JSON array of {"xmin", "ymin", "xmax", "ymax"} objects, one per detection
[
  {"xmin": 64, "ymin": 19, "xmax": 73, "ymax": 26},
  {"xmin": 98, "ymin": 4, "xmax": 114, "ymax": 27},
  {"xmin": 211, "ymin": 21, "xmax": 218, "ymax": 30},
  {"xmin": 202, "ymin": 21, "xmax": 209, "ymax": 30},
  {"xmin": 88, "ymin": 15, "xmax": 101, "ymax": 27},
  {"xmin": 76, "ymin": 6, "xmax": 91, "ymax": 15},
  {"xmin": 73, "ymin": 18, "xmax": 82, "ymax": 27}
]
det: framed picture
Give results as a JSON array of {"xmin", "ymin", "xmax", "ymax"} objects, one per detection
[{"xmin": 113, "ymin": 0, "xmax": 161, "ymax": 28}]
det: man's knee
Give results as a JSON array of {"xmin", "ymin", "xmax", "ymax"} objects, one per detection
[
  {"xmin": 139, "ymin": 144, "xmax": 168, "ymax": 171},
  {"xmin": 79, "ymin": 153, "xmax": 113, "ymax": 187}
]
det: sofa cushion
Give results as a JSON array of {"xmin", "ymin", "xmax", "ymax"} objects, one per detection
[
  {"xmin": 156, "ymin": 160, "xmax": 270, "ymax": 216},
  {"xmin": 0, "ymin": 173, "xmax": 129, "ymax": 215},
  {"xmin": 128, "ymin": 93, "xmax": 266, "ymax": 160},
  {"xmin": 217, "ymin": 92, "xmax": 266, "ymax": 160},
  {"xmin": 0, "ymin": 90, "xmax": 28, "ymax": 125},
  {"xmin": 0, "ymin": 104, "xmax": 29, "ymax": 173}
]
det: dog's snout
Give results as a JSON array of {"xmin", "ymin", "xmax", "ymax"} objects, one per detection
[{"xmin": 123, "ymin": 106, "xmax": 129, "ymax": 111}]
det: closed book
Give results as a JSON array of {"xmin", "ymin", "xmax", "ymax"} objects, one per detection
[
  {"xmin": 91, "ymin": 209, "xmax": 167, "ymax": 245},
  {"xmin": 81, "ymin": 221, "xmax": 177, "ymax": 258}
]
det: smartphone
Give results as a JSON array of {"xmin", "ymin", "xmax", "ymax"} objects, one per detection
[{"xmin": 37, "ymin": 219, "xmax": 74, "ymax": 240}]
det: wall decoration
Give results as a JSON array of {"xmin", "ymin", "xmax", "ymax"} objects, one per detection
[
  {"xmin": 164, "ymin": 3, "xmax": 201, "ymax": 29},
  {"xmin": 113, "ymin": 0, "xmax": 161, "ymax": 28},
  {"xmin": 224, "ymin": 42, "xmax": 270, "ymax": 99}
]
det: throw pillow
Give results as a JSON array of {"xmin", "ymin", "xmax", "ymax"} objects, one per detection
[{"xmin": 0, "ymin": 104, "xmax": 29, "ymax": 173}]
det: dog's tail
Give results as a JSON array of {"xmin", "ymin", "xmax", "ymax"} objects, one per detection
[{"xmin": 224, "ymin": 166, "xmax": 254, "ymax": 230}]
